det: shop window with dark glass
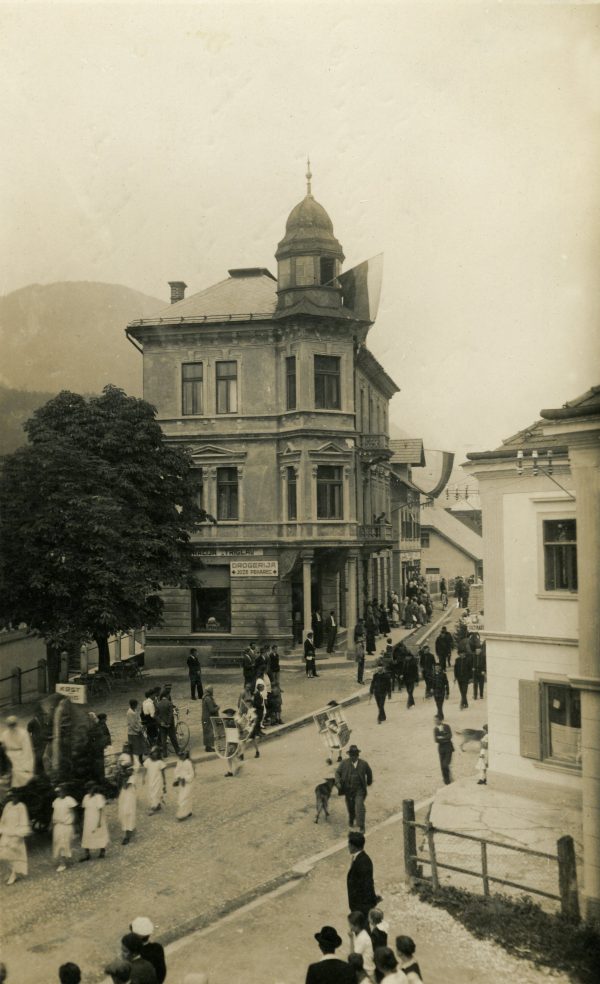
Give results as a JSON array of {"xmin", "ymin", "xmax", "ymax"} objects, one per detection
[
  {"xmin": 314, "ymin": 355, "xmax": 340, "ymax": 410},
  {"xmin": 286, "ymin": 356, "xmax": 297, "ymax": 410},
  {"xmin": 216, "ymin": 361, "xmax": 238, "ymax": 414},
  {"xmin": 543, "ymin": 519, "xmax": 577, "ymax": 591},
  {"xmin": 182, "ymin": 362, "xmax": 203, "ymax": 415},
  {"xmin": 192, "ymin": 571, "xmax": 231, "ymax": 632},
  {"xmin": 320, "ymin": 256, "xmax": 335, "ymax": 285},
  {"xmin": 420, "ymin": 530, "xmax": 430, "ymax": 548},
  {"xmin": 217, "ymin": 467, "xmax": 238, "ymax": 521},
  {"xmin": 544, "ymin": 684, "xmax": 581, "ymax": 766},
  {"xmin": 287, "ymin": 466, "xmax": 297, "ymax": 520},
  {"xmin": 316, "ymin": 465, "xmax": 343, "ymax": 519}
]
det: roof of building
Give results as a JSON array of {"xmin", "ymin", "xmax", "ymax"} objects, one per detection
[
  {"xmin": 389, "ymin": 438, "xmax": 425, "ymax": 466},
  {"xmin": 540, "ymin": 385, "xmax": 600, "ymax": 421},
  {"xmin": 356, "ymin": 346, "xmax": 400, "ymax": 399},
  {"xmin": 129, "ymin": 270, "xmax": 278, "ymax": 326},
  {"xmin": 421, "ymin": 506, "xmax": 483, "ymax": 561}
]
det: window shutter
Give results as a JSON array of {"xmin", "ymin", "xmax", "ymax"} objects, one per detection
[{"xmin": 519, "ymin": 680, "xmax": 542, "ymax": 760}]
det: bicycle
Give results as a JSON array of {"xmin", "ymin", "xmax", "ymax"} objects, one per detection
[{"xmin": 173, "ymin": 704, "xmax": 190, "ymax": 752}]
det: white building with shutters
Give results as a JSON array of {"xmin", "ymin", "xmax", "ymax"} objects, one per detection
[{"xmin": 464, "ymin": 386, "xmax": 600, "ymax": 923}]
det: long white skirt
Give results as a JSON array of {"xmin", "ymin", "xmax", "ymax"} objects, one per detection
[
  {"xmin": 176, "ymin": 780, "xmax": 193, "ymax": 819},
  {"xmin": 118, "ymin": 786, "xmax": 137, "ymax": 831},
  {"xmin": 53, "ymin": 823, "xmax": 74, "ymax": 859},
  {"xmin": 0, "ymin": 834, "xmax": 28, "ymax": 875}
]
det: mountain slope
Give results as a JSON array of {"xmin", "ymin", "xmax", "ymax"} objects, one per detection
[{"xmin": 0, "ymin": 281, "xmax": 164, "ymax": 395}]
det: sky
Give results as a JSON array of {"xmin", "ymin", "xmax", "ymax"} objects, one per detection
[{"xmin": 1, "ymin": 1, "xmax": 599, "ymax": 464}]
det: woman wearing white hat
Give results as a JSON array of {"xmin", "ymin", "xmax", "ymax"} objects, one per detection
[{"xmin": 0, "ymin": 788, "xmax": 31, "ymax": 884}]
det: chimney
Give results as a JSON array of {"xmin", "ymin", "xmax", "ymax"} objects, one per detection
[{"xmin": 168, "ymin": 281, "xmax": 187, "ymax": 304}]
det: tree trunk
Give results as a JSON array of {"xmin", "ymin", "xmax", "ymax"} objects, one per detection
[{"xmin": 94, "ymin": 633, "xmax": 111, "ymax": 673}]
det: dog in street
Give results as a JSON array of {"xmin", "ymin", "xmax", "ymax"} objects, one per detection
[
  {"xmin": 456, "ymin": 727, "xmax": 486, "ymax": 751},
  {"xmin": 314, "ymin": 777, "xmax": 336, "ymax": 823}
]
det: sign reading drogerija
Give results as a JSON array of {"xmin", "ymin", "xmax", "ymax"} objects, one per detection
[{"xmin": 230, "ymin": 559, "xmax": 278, "ymax": 577}]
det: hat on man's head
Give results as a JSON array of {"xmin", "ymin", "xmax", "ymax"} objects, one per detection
[
  {"xmin": 222, "ymin": 708, "xmax": 236, "ymax": 716},
  {"xmin": 347, "ymin": 744, "xmax": 360, "ymax": 754},
  {"xmin": 5, "ymin": 715, "xmax": 17, "ymax": 727},
  {"xmin": 131, "ymin": 916, "xmax": 154, "ymax": 937},
  {"xmin": 314, "ymin": 926, "xmax": 342, "ymax": 949}
]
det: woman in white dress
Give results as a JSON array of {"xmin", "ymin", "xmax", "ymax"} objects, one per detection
[
  {"xmin": 0, "ymin": 788, "xmax": 31, "ymax": 885},
  {"xmin": 118, "ymin": 767, "xmax": 137, "ymax": 844},
  {"xmin": 145, "ymin": 746, "xmax": 167, "ymax": 814},
  {"xmin": 173, "ymin": 750, "xmax": 195, "ymax": 819},
  {"xmin": 52, "ymin": 784, "xmax": 78, "ymax": 872},
  {"xmin": 80, "ymin": 782, "xmax": 109, "ymax": 861}
]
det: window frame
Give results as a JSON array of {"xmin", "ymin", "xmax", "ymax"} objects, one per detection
[
  {"xmin": 216, "ymin": 360, "xmax": 238, "ymax": 415},
  {"xmin": 216, "ymin": 466, "xmax": 239, "ymax": 521},
  {"xmin": 316, "ymin": 464, "xmax": 343, "ymax": 520},
  {"xmin": 286, "ymin": 466, "xmax": 297, "ymax": 520},
  {"xmin": 541, "ymin": 680, "xmax": 581, "ymax": 770},
  {"xmin": 314, "ymin": 355, "xmax": 341, "ymax": 410},
  {"xmin": 542, "ymin": 517, "xmax": 577, "ymax": 593},
  {"xmin": 182, "ymin": 362, "xmax": 204, "ymax": 416},
  {"xmin": 285, "ymin": 355, "xmax": 297, "ymax": 411},
  {"xmin": 420, "ymin": 530, "xmax": 430, "ymax": 549}
]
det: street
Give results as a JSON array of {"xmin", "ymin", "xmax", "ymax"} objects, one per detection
[{"xmin": 1, "ymin": 647, "xmax": 496, "ymax": 984}]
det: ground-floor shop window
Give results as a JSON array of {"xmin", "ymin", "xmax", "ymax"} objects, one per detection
[
  {"xmin": 192, "ymin": 580, "xmax": 231, "ymax": 632},
  {"xmin": 519, "ymin": 679, "xmax": 581, "ymax": 769}
]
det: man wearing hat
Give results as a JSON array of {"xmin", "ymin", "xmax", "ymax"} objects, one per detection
[
  {"xmin": 334, "ymin": 745, "xmax": 373, "ymax": 833},
  {"xmin": 0, "ymin": 715, "xmax": 34, "ymax": 787},
  {"xmin": 305, "ymin": 926, "xmax": 355, "ymax": 984},
  {"xmin": 130, "ymin": 917, "xmax": 166, "ymax": 984},
  {"xmin": 156, "ymin": 686, "xmax": 179, "ymax": 758}
]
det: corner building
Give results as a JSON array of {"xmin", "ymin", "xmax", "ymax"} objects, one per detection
[{"xmin": 127, "ymin": 179, "xmax": 399, "ymax": 659}]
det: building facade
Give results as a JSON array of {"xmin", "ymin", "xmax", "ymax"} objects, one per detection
[
  {"xmin": 419, "ymin": 504, "xmax": 483, "ymax": 587},
  {"xmin": 464, "ymin": 387, "xmax": 600, "ymax": 922},
  {"xmin": 389, "ymin": 439, "xmax": 425, "ymax": 596},
  {"xmin": 127, "ymin": 178, "xmax": 399, "ymax": 658}
]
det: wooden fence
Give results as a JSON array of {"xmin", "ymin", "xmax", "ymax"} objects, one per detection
[{"xmin": 402, "ymin": 799, "xmax": 580, "ymax": 922}]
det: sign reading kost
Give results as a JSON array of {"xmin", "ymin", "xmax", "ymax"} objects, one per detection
[
  {"xmin": 56, "ymin": 682, "xmax": 87, "ymax": 704},
  {"xmin": 230, "ymin": 559, "xmax": 278, "ymax": 577}
]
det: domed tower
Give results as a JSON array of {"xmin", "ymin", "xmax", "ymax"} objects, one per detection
[{"xmin": 275, "ymin": 161, "xmax": 347, "ymax": 317}]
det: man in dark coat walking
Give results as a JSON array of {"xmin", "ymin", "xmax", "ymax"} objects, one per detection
[
  {"xmin": 335, "ymin": 745, "xmax": 373, "ymax": 832},
  {"xmin": 454, "ymin": 649, "xmax": 472, "ymax": 709},
  {"xmin": 311, "ymin": 608, "xmax": 324, "ymax": 649},
  {"xmin": 305, "ymin": 926, "xmax": 354, "ymax": 984},
  {"xmin": 434, "ymin": 719, "xmax": 454, "ymax": 785},
  {"xmin": 304, "ymin": 631, "xmax": 318, "ymax": 677},
  {"xmin": 186, "ymin": 648, "xmax": 203, "ymax": 700},
  {"xmin": 325, "ymin": 611, "xmax": 337, "ymax": 654},
  {"xmin": 401, "ymin": 651, "xmax": 419, "ymax": 708},
  {"xmin": 346, "ymin": 831, "xmax": 379, "ymax": 919},
  {"xmin": 432, "ymin": 664, "xmax": 450, "ymax": 720},
  {"xmin": 369, "ymin": 659, "xmax": 392, "ymax": 723},
  {"xmin": 419, "ymin": 644, "xmax": 436, "ymax": 698},
  {"xmin": 471, "ymin": 641, "xmax": 487, "ymax": 700},
  {"xmin": 434, "ymin": 627, "xmax": 454, "ymax": 669}
]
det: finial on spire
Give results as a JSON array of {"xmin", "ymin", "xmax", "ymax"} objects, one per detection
[{"xmin": 306, "ymin": 155, "xmax": 312, "ymax": 196}]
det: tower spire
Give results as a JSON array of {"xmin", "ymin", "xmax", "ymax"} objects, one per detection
[{"xmin": 306, "ymin": 155, "xmax": 312, "ymax": 197}]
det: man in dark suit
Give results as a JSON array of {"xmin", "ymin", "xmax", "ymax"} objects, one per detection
[
  {"xmin": 186, "ymin": 648, "xmax": 203, "ymax": 700},
  {"xmin": 325, "ymin": 610, "xmax": 337, "ymax": 653},
  {"xmin": 130, "ymin": 917, "xmax": 166, "ymax": 984},
  {"xmin": 346, "ymin": 832, "xmax": 379, "ymax": 920},
  {"xmin": 305, "ymin": 926, "xmax": 354, "ymax": 984},
  {"xmin": 304, "ymin": 631, "xmax": 318, "ymax": 677},
  {"xmin": 312, "ymin": 608, "xmax": 324, "ymax": 649},
  {"xmin": 434, "ymin": 626, "xmax": 454, "ymax": 669},
  {"xmin": 453, "ymin": 649, "xmax": 472, "ymax": 709},
  {"xmin": 335, "ymin": 745, "xmax": 373, "ymax": 832}
]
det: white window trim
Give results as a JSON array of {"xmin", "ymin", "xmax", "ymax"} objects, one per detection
[{"xmin": 535, "ymin": 504, "xmax": 577, "ymax": 598}]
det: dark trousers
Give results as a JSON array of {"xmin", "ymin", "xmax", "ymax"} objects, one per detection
[
  {"xmin": 142, "ymin": 717, "xmax": 159, "ymax": 745},
  {"xmin": 326, "ymin": 629, "xmax": 337, "ymax": 653},
  {"xmin": 424, "ymin": 672, "xmax": 433, "ymax": 697},
  {"xmin": 405, "ymin": 682, "xmax": 415, "ymax": 708},
  {"xmin": 345, "ymin": 790, "xmax": 366, "ymax": 830},
  {"xmin": 159, "ymin": 724, "xmax": 179, "ymax": 757},
  {"xmin": 434, "ymin": 696, "xmax": 445, "ymax": 720},
  {"xmin": 305, "ymin": 659, "xmax": 316, "ymax": 677},
  {"xmin": 356, "ymin": 657, "xmax": 365, "ymax": 684},
  {"xmin": 438, "ymin": 744, "xmax": 453, "ymax": 785},
  {"xmin": 457, "ymin": 679, "xmax": 469, "ymax": 708},
  {"xmin": 190, "ymin": 677, "xmax": 203, "ymax": 700},
  {"xmin": 473, "ymin": 673, "xmax": 485, "ymax": 700},
  {"xmin": 375, "ymin": 693, "xmax": 387, "ymax": 722}
]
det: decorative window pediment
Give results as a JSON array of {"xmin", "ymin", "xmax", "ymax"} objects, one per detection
[{"xmin": 190, "ymin": 444, "xmax": 246, "ymax": 465}]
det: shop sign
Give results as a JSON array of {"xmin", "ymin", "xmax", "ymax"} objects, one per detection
[
  {"xmin": 192, "ymin": 548, "xmax": 264, "ymax": 558},
  {"xmin": 465, "ymin": 612, "xmax": 484, "ymax": 633},
  {"xmin": 230, "ymin": 559, "xmax": 278, "ymax": 577},
  {"xmin": 56, "ymin": 682, "xmax": 87, "ymax": 704}
]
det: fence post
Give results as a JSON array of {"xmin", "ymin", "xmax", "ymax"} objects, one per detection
[
  {"xmin": 402, "ymin": 799, "xmax": 418, "ymax": 884},
  {"xmin": 11, "ymin": 667, "xmax": 22, "ymax": 705},
  {"xmin": 480, "ymin": 840, "xmax": 490, "ymax": 897},
  {"xmin": 37, "ymin": 658, "xmax": 48, "ymax": 695},
  {"xmin": 426, "ymin": 823, "xmax": 439, "ymax": 890},
  {"xmin": 557, "ymin": 835, "xmax": 580, "ymax": 922}
]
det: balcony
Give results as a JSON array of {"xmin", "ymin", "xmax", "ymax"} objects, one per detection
[
  {"xmin": 359, "ymin": 433, "xmax": 390, "ymax": 451},
  {"xmin": 358, "ymin": 523, "xmax": 393, "ymax": 542}
]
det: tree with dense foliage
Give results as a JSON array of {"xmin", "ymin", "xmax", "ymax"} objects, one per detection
[{"xmin": 0, "ymin": 386, "xmax": 206, "ymax": 672}]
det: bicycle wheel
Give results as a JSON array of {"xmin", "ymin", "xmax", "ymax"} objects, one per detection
[{"xmin": 175, "ymin": 721, "xmax": 190, "ymax": 752}]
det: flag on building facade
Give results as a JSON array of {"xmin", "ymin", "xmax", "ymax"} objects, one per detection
[{"xmin": 339, "ymin": 254, "xmax": 384, "ymax": 322}]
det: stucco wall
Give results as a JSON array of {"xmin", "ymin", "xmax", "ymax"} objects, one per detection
[{"xmin": 420, "ymin": 530, "xmax": 478, "ymax": 582}]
